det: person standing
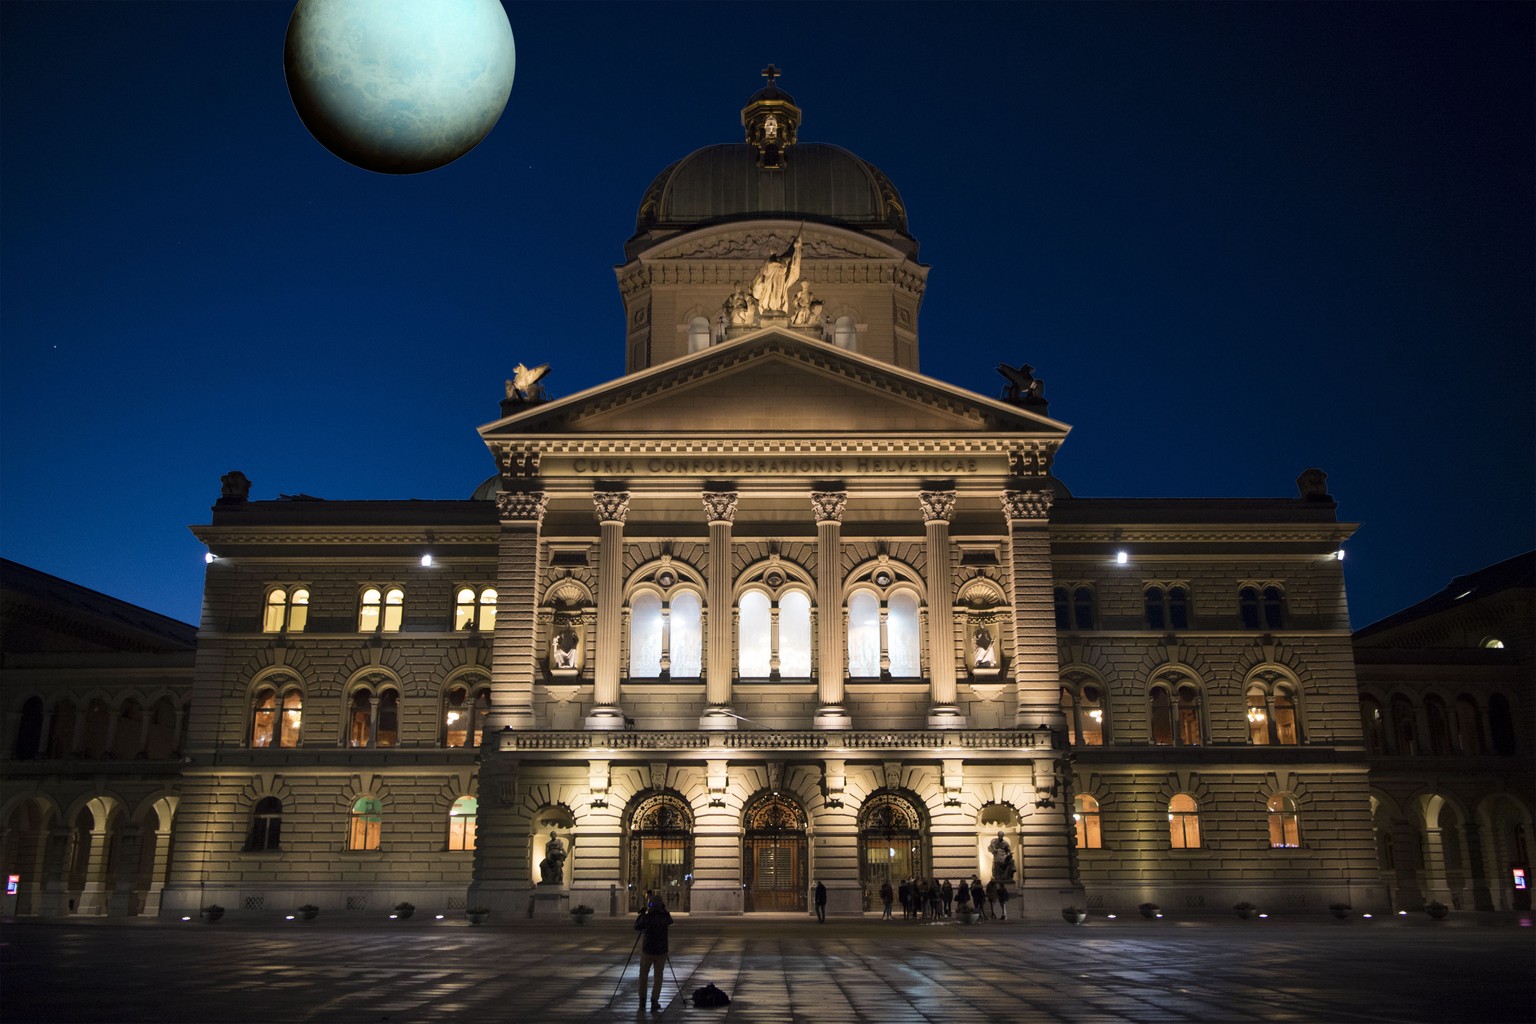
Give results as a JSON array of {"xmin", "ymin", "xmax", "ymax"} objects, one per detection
[
  {"xmin": 814, "ymin": 880, "xmax": 827, "ymax": 923},
  {"xmin": 940, "ymin": 878, "xmax": 954, "ymax": 917},
  {"xmin": 879, "ymin": 881, "xmax": 894, "ymax": 920},
  {"xmin": 996, "ymin": 879, "xmax": 1010, "ymax": 921},
  {"xmin": 955, "ymin": 878, "xmax": 971, "ymax": 917},
  {"xmin": 985, "ymin": 879, "xmax": 999, "ymax": 920},
  {"xmin": 635, "ymin": 893, "xmax": 672, "ymax": 1013},
  {"xmin": 971, "ymin": 878, "xmax": 988, "ymax": 919}
]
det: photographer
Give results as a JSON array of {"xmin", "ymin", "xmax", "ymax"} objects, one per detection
[{"xmin": 634, "ymin": 892, "xmax": 673, "ymax": 1013}]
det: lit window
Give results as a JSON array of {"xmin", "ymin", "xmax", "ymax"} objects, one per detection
[
  {"xmin": 442, "ymin": 681, "xmax": 492, "ymax": 748},
  {"xmin": 251, "ymin": 684, "xmax": 302, "ymax": 749},
  {"xmin": 1074, "ymin": 794, "xmax": 1102, "ymax": 849},
  {"xmin": 359, "ymin": 587, "xmax": 403, "ymax": 632},
  {"xmin": 1169, "ymin": 794, "xmax": 1201, "ymax": 849},
  {"xmin": 454, "ymin": 587, "xmax": 497, "ymax": 631},
  {"xmin": 1482, "ymin": 637, "xmax": 1505, "ymax": 649},
  {"xmin": 848, "ymin": 587, "xmax": 922, "ymax": 677},
  {"xmin": 1247, "ymin": 683, "xmax": 1300, "ymax": 745},
  {"xmin": 349, "ymin": 797, "xmax": 382, "ymax": 851},
  {"xmin": 263, "ymin": 587, "xmax": 308, "ymax": 633},
  {"xmin": 1267, "ymin": 794, "xmax": 1301, "ymax": 848},
  {"xmin": 848, "ymin": 591, "xmax": 880, "ymax": 677},
  {"xmin": 448, "ymin": 796, "xmax": 478, "ymax": 851},
  {"xmin": 245, "ymin": 797, "xmax": 283, "ymax": 852},
  {"xmin": 778, "ymin": 590, "xmax": 812, "ymax": 677},
  {"xmin": 1061, "ymin": 680, "xmax": 1106, "ymax": 746},
  {"xmin": 1150, "ymin": 681, "xmax": 1202, "ymax": 746},
  {"xmin": 737, "ymin": 587, "xmax": 813, "ymax": 677},
  {"xmin": 628, "ymin": 583, "xmax": 703, "ymax": 679},
  {"xmin": 347, "ymin": 682, "xmax": 400, "ymax": 749},
  {"xmin": 887, "ymin": 591, "xmax": 920, "ymax": 676}
]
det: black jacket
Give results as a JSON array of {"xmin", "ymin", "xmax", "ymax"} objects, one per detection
[{"xmin": 635, "ymin": 905, "xmax": 672, "ymax": 954}]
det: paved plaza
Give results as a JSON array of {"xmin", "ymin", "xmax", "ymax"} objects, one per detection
[{"xmin": 2, "ymin": 912, "xmax": 1533, "ymax": 1024}]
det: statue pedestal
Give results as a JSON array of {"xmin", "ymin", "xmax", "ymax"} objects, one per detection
[{"xmin": 529, "ymin": 887, "xmax": 569, "ymax": 919}]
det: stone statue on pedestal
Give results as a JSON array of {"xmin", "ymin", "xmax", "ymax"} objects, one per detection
[
  {"xmin": 988, "ymin": 830, "xmax": 1016, "ymax": 882},
  {"xmin": 539, "ymin": 830, "xmax": 567, "ymax": 885}
]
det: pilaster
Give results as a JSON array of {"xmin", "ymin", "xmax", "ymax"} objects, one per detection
[
  {"xmin": 491, "ymin": 490, "xmax": 547, "ymax": 730},
  {"xmin": 812, "ymin": 491, "xmax": 850, "ymax": 729},
  {"xmin": 1002, "ymin": 489, "xmax": 1063, "ymax": 730},
  {"xmin": 588, "ymin": 491, "xmax": 630, "ymax": 729},
  {"xmin": 921, "ymin": 490, "xmax": 964, "ymax": 728},
  {"xmin": 700, "ymin": 491, "xmax": 739, "ymax": 729}
]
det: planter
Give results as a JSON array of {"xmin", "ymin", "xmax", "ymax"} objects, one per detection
[
  {"xmin": 1424, "ymin": 902, "xmax": 1448, "ymax": 920},
  {"xmin": 571, "ymin": 911, "xmax": 593, "ymax": 927},
  {"xmin": 957, "ymin": 910, "xmax": 980, "ymax": 925},
  {"xmin": 1233, "ymin": 903, "xmax": 1258, "ymax": 920},
  {"xmin": 393, "ymin": 903, "xmax": 415, "ymax": 920},
  {"xmin": 466, "ymin": 910, "xmax": 489, "ymax": 925},
  {"xmin": 201, "ymin": 906, "xmax": 225, "ymax": 923},
  {"xmin": 297, "ymin": 906, "xmax": 320, "ymax": 921},
  {"xmin": 1138, "ymin": 903, "xmax": 1160, "ymax": 920},
  {"xmin": 1328, "ymin": 905, "xmax": 1351, "ymax": 920},
  {"xmin": 1061, "ymin": 909, "xmax": 1088, "ymax": 925}
]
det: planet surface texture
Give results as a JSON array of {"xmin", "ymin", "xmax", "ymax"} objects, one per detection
[{"xmin": 284, "ymin": 0, "xmax": 515, "ymax": 174}]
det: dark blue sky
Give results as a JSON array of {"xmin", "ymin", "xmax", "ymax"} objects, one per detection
[{"xmin": 2, "ymin": 1, "xmax": 1531, "ymax": 629}]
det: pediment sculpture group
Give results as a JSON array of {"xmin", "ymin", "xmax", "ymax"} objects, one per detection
[{"xmin": 723, "ymin": 232, "xmax": 827, "ymax": 333}]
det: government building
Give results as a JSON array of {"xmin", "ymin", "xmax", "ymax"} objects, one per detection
[{"xmin": 3, "ymin": 75, "xmax": 1530, "ymax": 921}]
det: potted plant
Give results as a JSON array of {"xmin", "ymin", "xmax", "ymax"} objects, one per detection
[
  {"xmin": 1328, "ymin": 903, "xmax": 1352, "ymax": 920},
  {"xmin": 393, "ymin": 901, "xmax": 415, "ymax": 920},
  {"xmin": 201, "ymin": 904, "xmax": 225, "ymax": 923},
  {"xmin": 1138, "ymin": 902, "xmax": 1161, "ymax": 920},
  {"xmin": 1424, "ymin": 900, "xmax": 1449, "ymax": 920},
  {"xmin": 1233, "ymin": 901, "xmax": 1258, "ymax": 920},
  {"xmin": 570, "ymin": 904, "xmax": 594, "ymax": 925},
  {"xmin": 466, "ymin": 907, "xmax": 490, "ymax": 925},
  {"xmin": 297, "ymin": 904, "xmax": 320, "ymax": 921},
  {"xmin": 957, "ymin": 905, "xmax": 980, "ymax": 924},
  {"xmin": 1061, "ymin": 907, "xmax": 1088, "ymax": 925}
]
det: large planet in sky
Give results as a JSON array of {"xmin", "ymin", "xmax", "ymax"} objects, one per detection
[{"xmin": 284, "ymin": 0, "xmax": 515, "ymax": 174}]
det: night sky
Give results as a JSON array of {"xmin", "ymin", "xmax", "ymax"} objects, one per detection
[{"xmin": 2, "ymin": 2, "xmax": 1531, "ymax": 630}]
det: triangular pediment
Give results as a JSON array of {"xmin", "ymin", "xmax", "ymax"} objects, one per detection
[{"xmin": 481, "ymin": 330, "xmax": 1069, "ymax": 442}]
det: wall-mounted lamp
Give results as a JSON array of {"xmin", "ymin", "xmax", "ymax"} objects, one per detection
[
  {"xmin": 420, "ymin": 554, "xmax": 434, "ymax": 567},
  {"xmin": 1116, "ymin": 550, "xmax": 1129, "ymax": 565},
  {"xmin": 204, "ymin": 551, "xmax": 216, "ymax": 564}
]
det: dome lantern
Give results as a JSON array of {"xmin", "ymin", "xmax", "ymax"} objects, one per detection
[{"xmin": 741, "ymin": 64, "xmax": 801, "ymax": 169}]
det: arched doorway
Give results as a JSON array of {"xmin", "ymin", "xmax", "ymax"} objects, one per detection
[
  {"xmin": 742, "ymin": 792, "xmax": 808, "ymax": 912},
  {"xmin": 858, "ymin": 791, "xmax": 926, "ymax": 911},
  {"xmin": 627, "ymin": 792, "xmax": 693, "ymax": 912}
]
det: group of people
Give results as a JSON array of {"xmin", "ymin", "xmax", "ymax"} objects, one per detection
[{"xmin": 878, "ymin": 876, "xmax": 1010, "ymax": 921}]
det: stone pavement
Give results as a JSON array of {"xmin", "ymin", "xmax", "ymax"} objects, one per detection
[{"xmin": 2, "ymin": 912, "xmax": 1533, "ymax": 1024}]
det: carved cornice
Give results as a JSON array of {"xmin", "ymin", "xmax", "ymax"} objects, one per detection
[
  {"xmin": 811, "ymin": 491, "xmax": 848, "ymax": 524},
  {"xmin": 191, "ymin": 526, "xmax": 499, "ymax": 546},
  {"xmin": 1002, "ymin": 489, "xmax": 1054, "ymax": 521},
  {"xmin": 1009, "ymin": 444, "xmax": 1057, "ymax": 478},
  {"xmin": 497, "ymin": 729, "xmax": 1050, "ymax": 753},
  {"xmin": 919, "ymin": 490, "xmax": 956, "ymax": 524},
  {"xmin": 497, "ymin": 438, "xmax": 1032, "ymax": 458},
  {"xmin": 499, "ymin": 448, "xmax": 541, "ymax": 478},
  {"xmin": 701, "ymin": 491, "xmax": 739, "ymax": 524},
  {"xmin": 593, "ymin": 491, "xmax": 631, "ymax": 524},
  {"xmin": 495, "ymin": 491, "xmax": 547, "ymax": 524}
]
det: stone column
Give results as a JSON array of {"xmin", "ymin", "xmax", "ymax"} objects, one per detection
[
  {"xmin": 587, "ymin": 491, "xmax": 630, "ymax": 730},
  {"xmin": 700, "ymin": 491, "xmax": 739, "ymax": 730},
  {"xmin": 1002, "ymin": 489, "xmax": 1064, "ymax": 730},
  {"xmin": 35, "ymin": 827, "xmax": 72, "ymax": 917},
  {"xmin": 491, "ymin": 490, "xmax": 547, "ymax": 730},
  {"xmin": 1389, "ymin": 817, "xmax": 1425, "ymax": 910},
  {"xmin": 921, "ymin": 491, "xmax": 964, "ymax": 728},
  {"xmin": 106, "ymin": 825, "xmax": 141, "ymax": 917},
  {"xmin": 812, "ymin": 491, "xmax": 851, "ymax": 730},
  {"xmin": 76, "ymin": 825, "xmax": 111, "ymax": 916},
  {"xmin": 140, "ymin": 823, "xmax": 173, "ymax": 917}
]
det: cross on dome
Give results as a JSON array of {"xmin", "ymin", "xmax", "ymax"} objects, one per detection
[{"xmin": 760, "ymin": 64, "xmax": 782, "ymax": 87}]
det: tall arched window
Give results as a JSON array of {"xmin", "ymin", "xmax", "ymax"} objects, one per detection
[
  {"xmin": 348, "ymin": 797, "xmax": 382, "ymax": 851},
  {"xmin": 442, "ymin": 679, "xmax": 492, "ymax": 748},
  {"xmin": 82, "ymin": 698, "xmax": 111, "ymax": 758},
  {"xmin": 454, "ymin": 587, "xmax": 497, "ymax": 630},
  {"xmin": 1488, "ymin": 694, "xmax": 1517, "ymax": 755},
  {"xmin": 688, "ymin": 316, "xmax": 712, "ymax": 353},
  {"xmin": 1267, "ymin": 794, "xmax": 1301, "ymax": 848},
  {"xmin": 629, "ymin": 591, "xmax": 663, "ymax": 677},
  {"xmin": 146, "ymin": 697, "xmax": 178, "ymax": 760},
  {"xmin": 1074, "ymin": 794, "xmax": 1102, "ymax": 849},
  {"xmin": 1391, "ymin": 695, "xmax": 1418, "ymax": 755},
  {"xmin": 1150, "ymin": 680, "xmax": 1202, "ymax": 746},
  {"xmin": 1054, "ymin": 586, "xmax": 1096, "ymax": 630},
  {"xmin": 252, "ymin": 682, "xmax": 302, "ymax": 748},
  {"xmin": 1424, "ymin": 695, "xmax": 1455, "ymax": 755},
  {"xmin": 628, "ymin": 586, "xmax": 703, "ymax": 679},
  {"xmin": 848, "ymin": 591, "xmax": 880, "ymax": 677},
  {"xmin": 1145, "ymin": 586, "xmax": 1190, "ymax": 630},
  {"xmin": 887, "ymin": 590, "xmax": 920, "ymax": 677},
  {"xmin": 245, "ymin": 797, "xmax": 283, "ymax": 851},
  {"xmin": 359, "ymin": 587, "xmax": 404, "ymax": 632},
  {"xmin": 447, "ymin": 796, "xmax": 477, "ymax": 851},
  {"xmin": 1061, "ymin": 680, "xmax": 1106, "ymax": 746},
  {"xmin": 1360, "ymin": 696, "xmax": 1389, "ymax": 755},
  {"xmin": 264, "ymin": 587, "xmax": 309, "ymax": 633},
  {"xmin": 1247, "ymin": 681, "xmax": 1301, "ymax": 745},
  {"xmin": 1456, "ymin": 694, "xmax": 1485, "ymax": 754},
  {"xmin": 670, "ymin": 591, "xmax": 702, "ymax": 677},
  {"xmin": 779, "ymin": 590, "xmax": 812, "ymax": 676},
  {"xmin": 347, "ymin": 681, "xmax": 400, "ymax": 748},
  {"xmin": 1169, "ymin": 794, "xmax": 1201, "ymax": 849},
  {"xmin": 739, "ymin": 590, "xmax": 772, "ymax": 677},
  {"xmin": 1239, "ymin": 586, "xmax": 1286, "ymax": 629}
]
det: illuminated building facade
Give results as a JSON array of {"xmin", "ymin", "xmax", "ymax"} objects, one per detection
[{"xmin": 7, "ymin": 78, "xmax": 1525, "ymax": 921}]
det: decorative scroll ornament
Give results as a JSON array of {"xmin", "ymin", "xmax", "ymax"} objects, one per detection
[
  {"xmin": 702, "ymin": 491, "xmax": 739, "ymax": 524},
  {"xmin": 1001, "ymin": 489, "xmax": 1053, "ymax": 521},
  {"xmin": 919, "ymin": 490, "xmax": 957, "ymax": 523},
  {"xmin": 593, "ymin": 491, "xmax": 631, "ymax": 524},
  {"xmin": 811, "ymin": 491, "xmax": 847, "ymax": 523},
  {"xmin": 495, "ymin": 490, "xmax": 547, "ymax": 523}
]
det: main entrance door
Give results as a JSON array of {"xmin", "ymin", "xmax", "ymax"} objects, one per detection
[
  {"xmin": 859, "ymin": 791, "xmax": 926, "ymax": 911},
  {"xmin": 627, "ymin": 792, "xmax": 693, "ymax": 912},
  {"xmin": 743, "ymin": 792, "xmax": 808, "ymax": 912}
]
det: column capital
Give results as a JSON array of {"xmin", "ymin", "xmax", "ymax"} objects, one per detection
[
  {"xmin": 919, "ymin": 490, "xmax": 956, "ymax": 523},
  {"xmin": 1002, "ymin": 489, "xmax": 1054, "ymax": 521},
  {"xmin": 495, "ymin": 490, "xmax": 547, "ymax": 523},
  {"xmin": 811, "ymin": 491, "xmax": 847, "ymax": 523},
  {"xmin": 593, "ymin": 490, "xmax": 631, "ymax": 524},
  {"xmin": 701, "ymin": 491, "xmax": 739, "ymax": 524}
]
